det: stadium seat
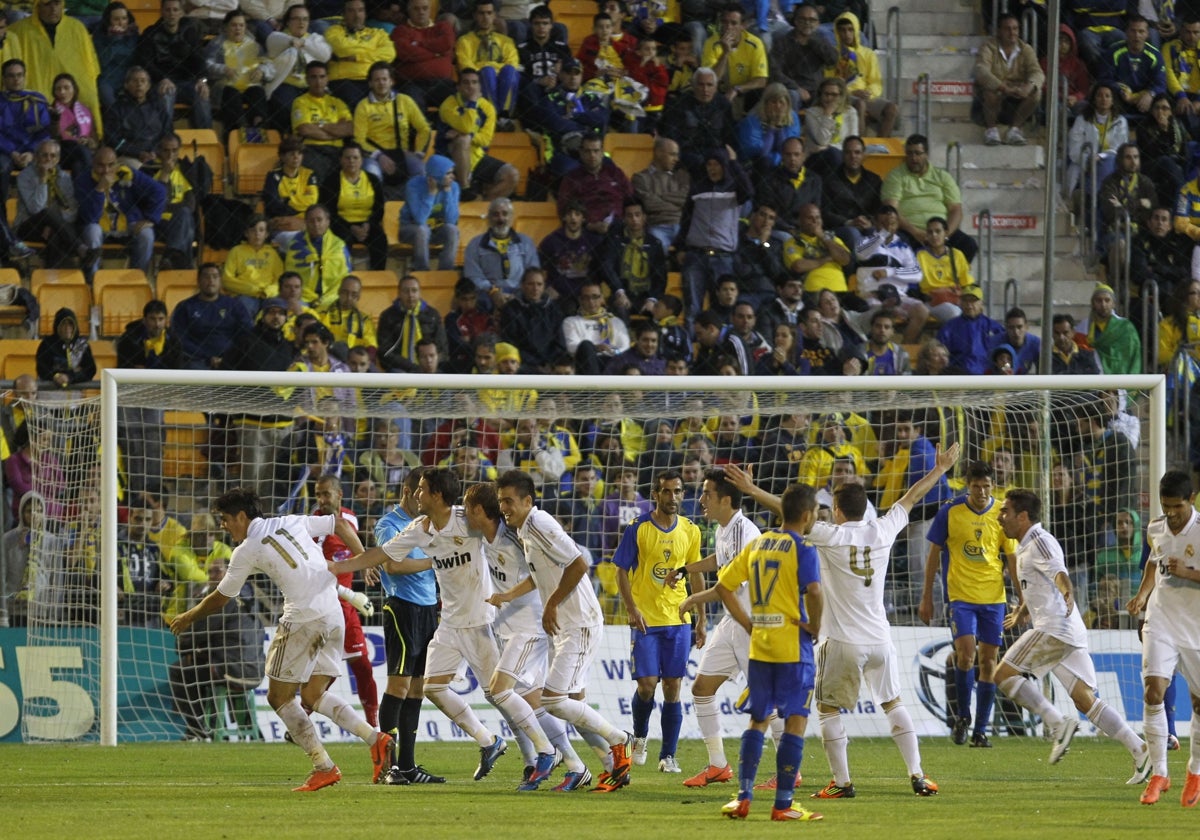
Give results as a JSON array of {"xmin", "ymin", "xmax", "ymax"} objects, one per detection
[
  {"xmin": 455, "ymin": 213, "xmax": 489, "ymax": 266},
  {"xmin": 93, "ymin": 268, "xmax": 150, "ymax": 300},
  {"xmin": 515, "ymin": 200, "xmax": 558, "ymax": 219},
  {"xmin": 176, "ymin": 129, "xmax": 226, "ymax": 191},
  {"xmin": 91, "ymin": 340, "xmax": 118, "ymax": 375},
  {"xmin": 155, "ymin": 269, "xmax": 197, "ymax": 305},
  {"xmin": 355, "ymin": 271, "xmax": 399, "ymax": 291},
  {"xmin": 99, "ymin": 283, "xmax": 154, "ymax": 337},
  {"xmin": 487, "ymin": 132, "xmax": 543, "ymax": 196},
  {"xmin": 382, "ymin": 200, "xmax": 404, "ymax": 253},
  {"xmin": 608, "ymin": 145, "xmax": 652, "ymax": 180},
  {"xmin": 38, "ymin": 283, "xmax": 93, "ymax": 336},
  {"xmin": 0, "ymin": 339, "xmax": 40, "ymax": 380},
  {"xmin": 229, "ymin": 129, "xmax": 282, "ymax": 196},
  {"xmin": 522, "ymin": 216, "xmax": 560, "ymax": 248},
  {"xmin": 30, "ymin": 268, "xmax": 87, "ymax": 295},
  {"xmin": 555, "ymin": 0, "xmax": 598, "ymax": 52},
  {"xmin": 862, "ymin": 136, "xmax": 906, "ymax": 179},
  {"xmin": 357, "ymin": 285, "xmax": 394, "ymax": 319},
  {"xmin": 458, "ymin": 200, "xmax": 491, "ymax": 220},
  {"xmin": 666, "ymin": 271, "xmax": 682, "ymax": 300}
]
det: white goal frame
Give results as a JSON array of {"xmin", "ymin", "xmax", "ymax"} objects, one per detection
[{"xmin": 97, "ymin": 370, "xmax": 1168, "ymax": 745}]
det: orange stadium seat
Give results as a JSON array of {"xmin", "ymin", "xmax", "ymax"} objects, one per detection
[
  {"xmin": 99, "ymin": 283, "xmax": 154, "ymax": 337},
  {"xmin": 93, "ymin": 269, "xmax": 150, "ymax": 301},
  {"xmin": 163, "ymin": 411, "xmax": 210, "ymax": 478},
  {"xmin": 487, "ymin": 132, "xmax": 543, "ymax": 196},
  {"xmin": 357, "ymin": 285, "xmax": 394, "ymax": 319},
  {"xmin": 38, "ymin": 284, "xmax": 93, "ymax": 336},
  {"xmin": 30, "ymin": 268, "xmax": 87, "ymax": 295},
  {"xmin": 176, "ymin": 129, "xmax": 226, "ymax": 191},
  {"xmin": 355, "ymin": 270, "xmax": 400, "ymax": 291},
  {"xmin": 229, "ymin": 129, "xmax": 283, "ymax": 196},
  {"xmin": 1, "ymin": 339, "xmax": 41, "ymax": 381},
  {"xmin": 91, "ymin": 340, "xmax": 118, "ymax": 375}
]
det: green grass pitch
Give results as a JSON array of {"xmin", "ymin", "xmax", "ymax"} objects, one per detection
[{"xmin": 4, "ymin": 737, "xmax": 1198, "ymax": 839}]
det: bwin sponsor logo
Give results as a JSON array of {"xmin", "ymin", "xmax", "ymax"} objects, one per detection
[{"xmin": 434, "ymin": 550, "xmax": 473, "ymax": 570}]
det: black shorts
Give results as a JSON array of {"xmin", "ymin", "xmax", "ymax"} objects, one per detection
[
  {"xmin": 382, "ymin": 596, "xmax": 439, "ymax": 678},
  {"xmin": 470, "ymin": 154, "xmax": 508, "ymax": 193}
]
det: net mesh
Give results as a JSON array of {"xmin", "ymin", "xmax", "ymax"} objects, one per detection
[{"xmin": 9, "ymin": 375, "xmax": 1163, "ymax": 742}]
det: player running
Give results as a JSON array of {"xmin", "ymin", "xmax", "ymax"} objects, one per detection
[
  {"xmin": 993, "ymin": 489, "xmax": 1150, "ymax": 784},
  {"xmin": 336, "ymin": 468, "xmax": 513, "ymax": 782},
  {"xmin": 491, "ymin": 469, "xmax": 635, "ymax": 793},
  {"xmin": 1126, "ymin": 470, "xmax": 1200, "ymax": 806},
  {"xmin": 170, "ymin": 488, "xmax": 390, "ymax": 792},
  {"xmin": 464, "ymin": 482, "xmax": 583, "ymax": 790}
]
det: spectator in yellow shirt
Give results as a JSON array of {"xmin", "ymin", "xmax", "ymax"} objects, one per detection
[
  {"xmin": 437, "ymin": 68, "xmax": 518, "ymax": 200},
  {"xmin": 700, "ymin": 5, "xmax": 768, "ymax": 116},
  {"xmin": 455, "ymin": 0, "xmax": 521, "ymax": 119},
  {"xmin": 324, "ymin": 0, "xmax": 395, "ymax": 109}
]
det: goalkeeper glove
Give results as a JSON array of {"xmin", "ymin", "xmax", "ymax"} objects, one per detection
[{"xmin": 338, "ymin": 585, "xmax": 374, "ymax": 618}]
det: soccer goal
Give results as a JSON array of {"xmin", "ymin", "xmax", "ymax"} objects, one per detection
[{"xmin": 6, "ymin": 371, "xmax": 1171, "ymax": 745}]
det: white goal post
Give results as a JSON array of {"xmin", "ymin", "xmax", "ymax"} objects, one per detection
[
  {"xmin": 2, "ymin": 367, "xmax": 1161, "ymax": 739},
  {"xmin": 84, "ymin": 370, "xmax": 1168, "ymax": 746}
]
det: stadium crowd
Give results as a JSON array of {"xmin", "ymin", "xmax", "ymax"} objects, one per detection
[{"xmin": 0, "ymin": 0, "xmax": 1193, "ymax": 643}]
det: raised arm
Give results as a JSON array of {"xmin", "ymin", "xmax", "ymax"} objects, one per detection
[{"xmin": 892, "ymin": 442, "xmax": 959, "ymax": 514}]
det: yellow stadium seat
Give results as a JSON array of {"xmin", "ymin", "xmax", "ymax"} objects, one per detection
[
  {"xmin": 412, "ymin": 270, "xmax": 460, "ymax": 294},
  {"xmin": 487, "ymin": 132, "xmax": 543, "ymax": 196},
  {"xmin": 862, "ymin": 136, "xmax": 906, "ymax": 179},
  {"xmin": 515, "ymin": 200, "xmax": 559, "ymax": 219},
  {"xmin": 30, "ymin": 268, "xmax": 87, "ymax": 295},
  {"xmin": 455, "ymin": 214, "xmax": 489, "ymax": 266},
  {"xmin": 229, "ymin": 129, "xmax": 283, "ymax": 196},
  {"xmin": 1, "ymin": 339, "xmax": 41, "ymax": 380},
  {"xmin": 383, "ymin": 200, "xmax": 404, "ymax": 251},
  {"xmin": 176, "ymin": 129, "xmax": 226, "ymax": 191},
  {"xmin": 666, "ymin": 271, "xmax": 682, "ymax": 299},
  {"xmin": 93, "ymin": 268, "xmax": 150, "ymax": 300},
  {"xmin": 357, "ymin": 286, "xmax": 394, "ymax": 320},
  {"xmin": 91, "ymin": 340, "xmax": 118, "ymax": 374},
  {"xmin": 354, "ymin": 270, "xmax": 398, "ymax": 289},
  {"xmin": 608, "ymin": 146, "xmax": 652, "ymax": 179},
  {"xmin": 522, "ymin": 216, "xmax": 560, "ymax": 248},
  {"xmin": 38, "ymin": 284, "xmax": 93, "ymax": 336},
  {"xmin": 99, "ymin": 283, "xmax": 154, "ymax": 337},
  {"xmin": 155, "ymin": 269, "xmax": 197, "ymax": 302}
]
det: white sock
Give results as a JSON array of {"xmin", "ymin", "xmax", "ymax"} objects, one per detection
[
  {"xmin": 313, "ymin": 692, "xmax": 376, "ymax": 744},
  {"xmin": 694, "ymin": 695, "xmax": 726, "ymax": 768},
  {"xmin": 425, "ymin": 683, "xmax": 494, "ymax": 747},
  {"xmin": 538, "ymin": 707, "xmax": 585, "ymax": 772},
  {"xmin": 1085, "ymin": 698, "xmax": 1144, "ymax": 757},
  {"xmin": 491, "ymin": 688, "xmax": 552, "ymax": 755},
  {"xmin": 580, "ymin": 727, "xmax": 614, "ymax": 768},
  {"xmin": 886, "ymin": 704, "xmax": 923, "ymax": 778},
  {"xmin": 1143, "ymin": 702, "xmax": 1169, "ymax": 777},
  {"xmin": 818, "ymin": 710, "xmax": 851, "ymax": 786},
  {"xmin": 1190, "ymin": 724, "xmax": 1200, "ymax": 775},
  {"xmin": 277, "ymin": 697, "xmax": 332, "ymax": 769},
  {"xmin": 1000, "ymin": 675, "xmax": 1063, "ymax": 725},
  {"xmin": 542, "ymin": 694, "xmax": 623, "ymax": 746},
  {"xmin": 768, "ymin": 714, "xmax": 785, "ymax": 749}
]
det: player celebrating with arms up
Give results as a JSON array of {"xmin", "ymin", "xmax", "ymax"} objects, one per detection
[
  {"xmin": 992, "ymin": 490, "xmax": 1150, "ymax": 783},
  {"xmin": 807, "ymin": 443, "xmax": 959, "ymax": 800},
  {"xmin": 171, "ymin": 488, "xmax": 390, "ymax": 792},
  {"xmin": 491, "ymin": 469, "xmax": 635, "ymax": 794},
  {"xmin": 717, "ymin": 483, "xmax": 824, "ymax": 822},
  {"xmin": 1126, "ymin": 470, "xmax": 1200, "ymax": 807}
]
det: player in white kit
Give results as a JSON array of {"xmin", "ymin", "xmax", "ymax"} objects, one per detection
[
  {"xmin": 806, "ymin": 443, "xmax": 959, "ymax": 800},
  {"xmin": 669, "ymin": 468, "xmax": 770, "ymax": 788},
  {"xmin": 492, "ymin": 469, "xmax": 635, "ymax": 794},
  {"xmin": 993, "ymin": 489, "xmax": 1150, "ymax": 784},
  {"xmin": 1126, "ymin": 470, "xmax": 1200, "ymax": 807},
  {"xmin": 336, "ymin": 467, "xmax": 510, "ymax": 782},
  {"xmin": 463, "ymin": 482, "xmax": 585, "ymax": 791},
  {"xmin": 170, "ymin": 488, "xmax": 390, "ymax": 792}
]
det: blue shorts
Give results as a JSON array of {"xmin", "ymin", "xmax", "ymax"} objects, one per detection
[
  {"xmin": 630, "ymin": 624, "xmax": 692, "ymax": 679},
  {"xmin": 745, "ymin": 659, "xmax": 814, "ymax": 722},
  {"xmin": 949, "ymin": 601, "xmax": 1005, "ymax": 647}
]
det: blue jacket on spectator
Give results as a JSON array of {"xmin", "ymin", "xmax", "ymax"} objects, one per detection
[
  {"xmin": 1101, "ymin": 41, "xmax": 1166, "ymax": 100},
  {"xmin": 937, "ymin": 311, "xmax": 1005, "ymax": 375},
  {"xmin": 0, "ymin": 89, "xmax": 51, "ymax": 155},
  {"xmin": 171, "ymin": 291, "xmax": 254, "ymax": 368},
  {"xmin": 76, "ymin": 164, "xmax": 167, "ymax": 227},
  {"xmin": 400, "ymin": 155, "xmax": 460, "ymax": 227}
]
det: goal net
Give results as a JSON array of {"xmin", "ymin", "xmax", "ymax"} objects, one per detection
[{"xmin": 7, "ymin": 371, "xmax": 1173, "ymax": 745}]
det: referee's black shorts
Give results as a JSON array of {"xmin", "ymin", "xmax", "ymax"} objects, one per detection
[{"xmin": 382, "ymin": 596, "xmax": 438, "ymax": 677}]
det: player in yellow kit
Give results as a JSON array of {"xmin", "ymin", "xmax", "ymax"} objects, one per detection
[{"xmin": 716, "ymin": 483, "xmax": 824, "ymax": 822}]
